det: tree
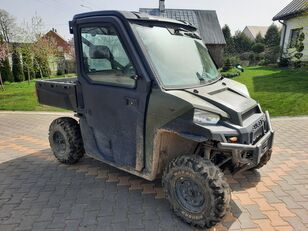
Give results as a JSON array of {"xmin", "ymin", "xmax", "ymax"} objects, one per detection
[
  {"xmin": 0, "ymin": 35, "xmax": 12, "ymax": 85},
  {"xmin": 255, "ymin": 33, "xmax": 264, "ymax": 44},
  {"xmin": 233, "ymin": 31, "xmax": 254, "ymax": 53},
  {"xmin": 222, "ymin": 24, "xmax": 232, "ymax": 42},
  {"xmin": 0, "ymin": 9, "xmax": 16, "ymax": 43},
  {"xmin": 18, "ymin": 14, "xmax": 57, "ymax": 79},
  {"xmin": 21, "ymin": 46, "xmax": 34, "ymax": 83},
  {"xmin": 12, "ymin": 46, "xmax": 24, "ymax": 82},
  {"xmin": 33, "ymin": 37, "xmax": 56, "ymax": 78},
  {"xmin": 264, "ymin": 24, "xmax": 280, "ymax": 47},
  {"xmin": 222, "ymin": 24, "xmax": 235, "ymax": 55},
  {"xmin": 252, "ymin": 43, "xmax": 265, "ymax": 53}
]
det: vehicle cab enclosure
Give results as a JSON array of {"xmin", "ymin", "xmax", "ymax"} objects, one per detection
[{"xmin": 36, "ymin": 11, "xmax": 274, "ymax": 180}]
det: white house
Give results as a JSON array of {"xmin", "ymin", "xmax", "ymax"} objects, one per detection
[
  {"xmin": 273, "ymin": 0, "xmax": 308, "ymax": 61},
  {"xmin": 242, "ymin": 26, "xmax": 269, "ymax": 41}
]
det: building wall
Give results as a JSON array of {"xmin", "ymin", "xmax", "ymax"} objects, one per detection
[
  {"xmin": 281, "ymin": 14, "xmax": 308, "ymax": 61},
  {"xmin": 206, "ymin": 44, "xmax": 225, "ymax": 67},
  {"xmin": 243, "ymin": 27, "xmax": 255, "ymax": 41}
]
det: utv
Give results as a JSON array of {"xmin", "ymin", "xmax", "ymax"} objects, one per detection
[{"xmin": 36, "ymin": 11, "xmax": 274, "ymax": 228}]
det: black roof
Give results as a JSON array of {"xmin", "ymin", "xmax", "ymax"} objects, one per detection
[
  {"xmin": 273, "ymin": 0, "xmax": 308, "ymax": 21},
  {"xmin": 139, "ymin": 8, "xmax": 226, "ymax": 45},
  {"xmin": 72, "ymin": 10, "xmax": 196, "ymax": 31}
]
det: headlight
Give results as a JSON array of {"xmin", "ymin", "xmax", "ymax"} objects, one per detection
[{"xmin": 193, "ymin": 109, "xmax": 220, "ymax": 125}]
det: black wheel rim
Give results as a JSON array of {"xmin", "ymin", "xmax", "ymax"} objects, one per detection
[
  {"xmin": 175, "ymin": 177, "xmax": 205, "ymax": 213},
  {"xmin": 53, "ymin": 131, "xmax": 66, "ymax": 156}
]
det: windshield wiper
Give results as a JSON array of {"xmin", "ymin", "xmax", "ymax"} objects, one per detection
[
  {"xmin": 184, "ymin": 32, "xmax": 202, "ymax": 40},
  {"xmin": 168, "ymin": 28, "xmax": 201, "ymax": 39}
]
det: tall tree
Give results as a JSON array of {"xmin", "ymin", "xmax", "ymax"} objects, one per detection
[
  {"xmin": 264, "ymin": 24, "xmax": 280, "ymax": 47},
  {"xmin": 12, "ymin": 46, "xmax": 24, "ymax": 82},
  {"xmin": 222, "ymin": 24, "xmax": 235, "ymax": 55},
  {"xmin": 0, "ymin": 9, "xmax": 16, "ymax": 43},
  {"xmin": 0, "ymin": 35, "xmax": 12, "ymax": 84},
  {"xmin": 233, "ymin": 31, "xmax": 254, "ymax": 53},
  {"xmin": 255, "ymin": 33, "xmax": 264, "ymax": 44},
  {"xmin": 222, "ymin": 24, "xmax": 232, "ymax": 41}
]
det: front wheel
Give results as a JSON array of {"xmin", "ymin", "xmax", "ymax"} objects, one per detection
[
  {"xmin": 162, "ymin": 155, "xmax": 231, "ymax": 229},
  {"xmin": 251, "ymin": 149, "xmax": 272, "ymax": 170}
]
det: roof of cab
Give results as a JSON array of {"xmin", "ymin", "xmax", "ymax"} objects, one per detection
[{"xmin": 72, "ymin": 10, "xmax": 197, "ymax": 30}]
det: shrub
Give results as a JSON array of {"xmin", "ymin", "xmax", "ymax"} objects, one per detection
[
  {"xmin": 222, "ymin": 58, "xmax": 232, "ymax": 72},
  {"xmin": 221, "ymin": 72, "xmax": 240, "ymax": 78},
  {"xmin": 57, "ymin": 69, "xmax": 64, "ymax": 76},
  {"xmin": 239, "ymin": 52, "xmax": 253, "ymax": 61},
  {"xmin": 252, "ymin": 43, "xmax": 265, "ymax": 53},
  {"xmin": 12, "ymin": 48, "xmax": 24, "ymax": 82},
  {"xmin": 0, "ymin": 57, "xmax": 13, "ymax": 82},
  {"xmin": 278, "ymin": 57, "xmax": 291, "ymax": 67},
  {"xmin": 264, "ymin": 46, "xmax": 280, "ymax": 64},
  {"xmin": 228, "ymin": 56, "xmax": 241, "ymax": 66}
]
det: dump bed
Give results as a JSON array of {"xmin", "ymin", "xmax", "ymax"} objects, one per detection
[{"xmin": 36, "ymin": 78, "xmax": 78, "ymax": 111}]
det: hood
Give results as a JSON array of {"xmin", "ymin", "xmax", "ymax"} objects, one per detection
[{"xmin": 169, "ymin": 79, "xmax": 259, "ymax": 126}]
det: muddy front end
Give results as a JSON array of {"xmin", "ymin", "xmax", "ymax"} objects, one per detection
[
  {"xmin": 145, "ymin": 79, "xmax": 274, "ymax": 179},
  {"xmin": 212, "ymin": 110, "xmax": 274, "ymax": 173}
]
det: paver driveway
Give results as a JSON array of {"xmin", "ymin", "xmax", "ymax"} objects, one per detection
[{"xmin": 0, "ymin": 111, "xmax": 308, "ymax": 231}]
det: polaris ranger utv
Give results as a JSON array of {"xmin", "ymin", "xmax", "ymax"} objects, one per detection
[{"xmin": 36, "ymin": 11, "xmax": 274, "ymax": 228}]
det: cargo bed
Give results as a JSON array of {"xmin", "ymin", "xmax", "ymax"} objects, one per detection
[{"xmin": 36, "ymin": 77, "xmax": 78, "ymax": 111}]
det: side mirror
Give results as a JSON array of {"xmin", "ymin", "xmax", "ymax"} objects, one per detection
[{"xmin": 89, "ymin": 45, "xmax": 112, "ymax": 60}]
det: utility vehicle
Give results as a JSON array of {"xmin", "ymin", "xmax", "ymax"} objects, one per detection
[{"xmin": 36, "ymin": 11, "xmax": 274, "ymax": 228}]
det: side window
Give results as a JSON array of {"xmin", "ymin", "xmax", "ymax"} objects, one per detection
[
  {"xmin": 289, "ymin": 28, "xmax": 302, "ymax": 48},
  {"xmin": 81, "ymin": 26, "xmax": 136, "ymax": 88}
]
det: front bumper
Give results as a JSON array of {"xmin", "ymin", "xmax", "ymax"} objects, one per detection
[{"xmin": 217, "ymin": 111, "xmax": 274, "ymax": 166}]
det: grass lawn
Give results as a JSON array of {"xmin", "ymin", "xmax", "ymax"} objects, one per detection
[
  {"xmin": 234, "ymin": 66, "xmax": 308, "ymax": 116},
  {"xmin": 0, "ymin": 67, "xmax": 308, "ymax": 116},
  {"xmin": 0, "ymin": 75, "xmax": 75, "ymax": 111}
]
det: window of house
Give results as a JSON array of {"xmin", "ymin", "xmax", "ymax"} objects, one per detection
[
  {"xmin": 289, "ymin": 28, "xmax": 303, "ymax": 48},
  {"xmin": 81, "ymin": 26, "xmax": 136, "ymax": 88}
]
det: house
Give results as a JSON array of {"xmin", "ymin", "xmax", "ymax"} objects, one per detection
[
  {"xmin": 43, "ymin": 28, "xmax": 71, "ymax": 56},
  {"xmin": 43, "ymin": 28, "xmax": 75, "ymax": 73},
  {"xmin": 242, "ymin": 26, "xmax": 269, "ymax": 41},
  {"xmin": 273, "ymin": 0, "xmax": 308, "ymax": 61},
  {"xmin": 139, "ymin": 0, "xmax": 226, "ymax": 67}
]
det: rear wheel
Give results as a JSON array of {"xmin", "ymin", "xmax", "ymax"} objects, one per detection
[
  {"xmin": 162, "ymin": 155, "xmax": 231, "ymax": 228},
  {"xmin": 49, "ymin": 117, "xmax": 84, "ymax": 164}
]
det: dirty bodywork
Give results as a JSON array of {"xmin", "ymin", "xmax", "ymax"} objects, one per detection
[{"xmin": 36, "ymin": 11, "xmax": 274, "ymax": 181}]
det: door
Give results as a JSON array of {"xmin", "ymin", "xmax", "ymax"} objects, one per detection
[{"xmin": 76, "ymin": 18, "xmax": 150, "ymax": 169}]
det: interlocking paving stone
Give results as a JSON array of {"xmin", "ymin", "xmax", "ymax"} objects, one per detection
[{"xmin": 0, "ymin": 112, "xmax": 308, "ymax": 230}]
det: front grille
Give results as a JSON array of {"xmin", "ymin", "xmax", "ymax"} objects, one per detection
[{"xmin": 251, "ymin": 118, "xmax": 266, "ymax": 144}]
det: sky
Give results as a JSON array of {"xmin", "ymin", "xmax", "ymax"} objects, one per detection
[{"xmin": 1, "ymin": 0, "xmax": 291, "ymax": 40}]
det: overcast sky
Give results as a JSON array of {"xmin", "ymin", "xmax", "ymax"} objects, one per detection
[{"xmin": 1, "ymin": 0, "xmax": 291, "ymax": 40}]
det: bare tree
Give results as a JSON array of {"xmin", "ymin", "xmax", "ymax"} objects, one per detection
[
  {"xmin": 0, "ymin": 9, "xmax": 16, "ymax": 43},
  {"xmin": 18, "ymin": 14, "xmax": 57, "ymax": 80}
]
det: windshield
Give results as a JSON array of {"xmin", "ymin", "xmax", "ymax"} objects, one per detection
[{"xmin": 133, "ymin": 24, "xmax": 220, "ymax": 89}]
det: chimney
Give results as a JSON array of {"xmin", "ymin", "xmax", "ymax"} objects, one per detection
[{"xmin": 159, "ymin": 0, "xmax": 165, "ymax": 13}]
